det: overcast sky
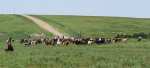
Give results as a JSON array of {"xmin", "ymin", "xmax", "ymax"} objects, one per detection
[{"xmin": 0, "ymin": 0, "xmax": 149, "ymax": 18}]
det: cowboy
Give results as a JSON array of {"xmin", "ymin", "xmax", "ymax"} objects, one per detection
[{"xmin": 5, "ymin": 37, "xmax": 14, "ymax": 51}]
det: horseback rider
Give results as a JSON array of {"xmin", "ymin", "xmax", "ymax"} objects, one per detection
[{"xmin": 5, "ymin": 37, "xmax": 14, "ymax": 51}]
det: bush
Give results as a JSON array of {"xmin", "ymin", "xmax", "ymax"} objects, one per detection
[{"xmin": 132, "ymin": 32, "xmax": 148, "ymax": 39}]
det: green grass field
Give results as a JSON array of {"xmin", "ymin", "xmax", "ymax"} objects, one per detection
[
  {"xmin": 0, "ymin": 15, "xmax": 150, "ymax": 68},
  {"xmin": 34, "ymin": 15, "xmax": 150, "ymax": 37},
  {"xmin": 0, "ymin": 15, "xmax": 52, "ymax": 42},
  {"xmin": 0, "ymin": 41, "xmax": 150, "ymax": 68}
]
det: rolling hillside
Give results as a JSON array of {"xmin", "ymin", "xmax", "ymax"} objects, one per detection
[
  {"xmin": 0, "ymin": 15, "xmax": 150, "ymax": 68},
  {"xmin": 0, "ymin": 15, "xmax": 52, "ymax": 42},
  {"xmin": 34, "ymin": 15, "xmax": 150, "ymax": 37}
]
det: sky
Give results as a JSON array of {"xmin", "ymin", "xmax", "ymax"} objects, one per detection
[{"xmin": 0, "ymin": 0, "xmax": 150, "ymax": 18}]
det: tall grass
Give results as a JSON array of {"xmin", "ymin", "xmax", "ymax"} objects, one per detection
[{"xmin": 0, "ymin": 41, "xmax": 150, "ymax": 68}]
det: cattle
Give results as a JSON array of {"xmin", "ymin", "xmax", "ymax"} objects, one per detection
[
  {"xmin": 113, "ymin": 38, "xmax": 122, "ymax": 43},
  {"xmin": 61, "ymin": 38, "xmax": 73, "ymax": 45},
  {"xmin": 122, "ymin": 38, "xmax": 128, "ymax": 43},
  {"xmin": 20, "ymin": 38, "xmax": 28, "ymax": 44},
  {"xmin": 105, "ymin": 38, "xmax": 112, "ymax": 44},
  {"xmin": 17, "ymin": 33, "xmax": 133, "ymax": 47},
  {"xmin": 137, "ymin": 36, "xmax": 143, "ymax": 41},
  {"xmin": 23, "ymin": 39, "xmax": 31, "ymax": 47},
  {"xmin": 88, "ymin": 38, "xmax": 94, "ymax": 45},
  {"xmin": 73, "ymin": 38, "xmax": 88, "ymax": 45},
  {"xmin": 113, "ymin": 38, "xmax": 128, "ymax": 43},
  {"xmin": 31, "ymin": 40, "xmax": 37, "ymax": 46},
  {"xmin": 20, "ymin": 38, "xmax": 31, "ymax": 47},
  {"xmin": 43, "ymin": 36, "xmax": 65, "ymax": 46},
  {"xmin": 20, "ymin": 33, "xmax": 47, "ymax": 46},
  {"xmin": 43, "ymin": 38, "xmax": 51, "ymax": 46},
  {"xmin": 95, "ymin": 38, "xmax": 106, "ymax": 44},
  {"xmin": 73, "ymin": 38, "xmax": 82, "ymax": 45},
  {"xmin": 56, "ymin": 38, "xmax": 62, "ymax": 45}
]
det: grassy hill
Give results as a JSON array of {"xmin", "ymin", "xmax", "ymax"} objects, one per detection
[
  {"xmin": 0, "ymin": 15, "xmax": 150, "ymax": 68},
  {"xmin": 0, "ymin": 15, "xmax": 52, "ymax": 42},
  {"xmin": 34, "ymin": 15, "xmax": 150, "ymax": 37}
]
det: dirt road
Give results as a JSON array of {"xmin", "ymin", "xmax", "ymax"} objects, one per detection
[{"xmin": 21, "ymin": 15, "xmax": 65, "ymax": 37}]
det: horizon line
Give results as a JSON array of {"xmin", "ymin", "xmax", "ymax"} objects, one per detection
[{"xmin": 0, "ymin": 13, "xmax": 149, "ymax": 19}]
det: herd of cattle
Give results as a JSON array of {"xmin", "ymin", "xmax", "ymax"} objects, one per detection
[
  {"xmin": 19, "ymin": 33, "xmax": 140, "ymax": 47},
  {"xmin": 3, "ymin": 33, "xmax": 144, "ymax": 51}
]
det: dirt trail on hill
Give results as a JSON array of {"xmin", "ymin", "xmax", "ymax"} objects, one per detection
[{"xmin": 21, "ymin": 15, "xmax": 65, "ymax": 37}]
